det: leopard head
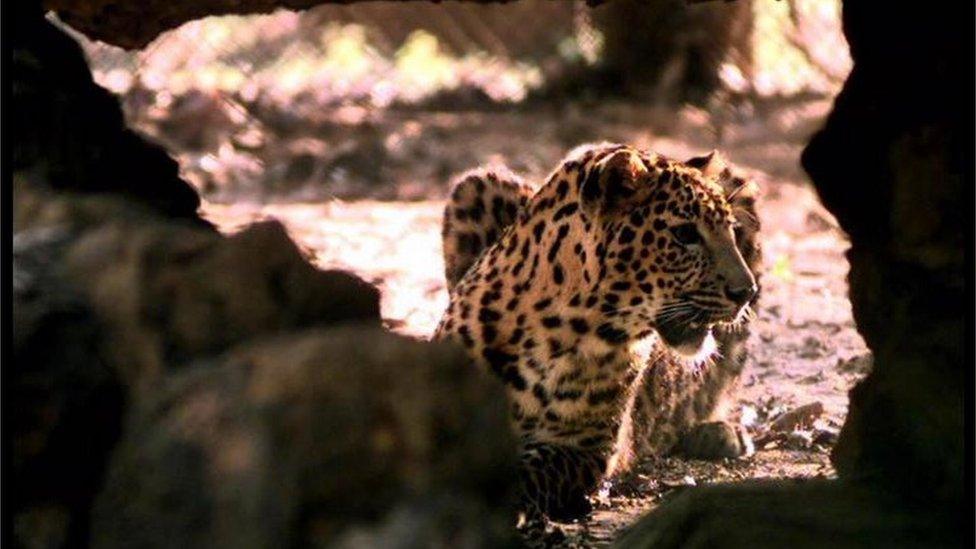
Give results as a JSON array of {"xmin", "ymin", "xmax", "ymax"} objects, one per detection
[{"xmin": 576, "ymin": 145, "xmax": 758, "ymax": 356}]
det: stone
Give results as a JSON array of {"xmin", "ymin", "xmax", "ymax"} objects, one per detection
[
  {"xmin": 768, "ymin": 402, "xmax": 824, "ymax": 433},
  {"xmin": 677, "ymin": 421, "xmax": 752, "ymax": 461},
  {"xmin": 802, "ymin": 0, "xmax": 966, "ymax": 505},
  {"xmin": 62, "ymin": 213, "xmax": 380, "ymax": 387},
  {"xmin": 91, "ymin": 327, "xmax": 520, "ymax": 548},
  {"xmin": 12, "ymin": 187, "xmax": 385, "ymax": 548},
  {"xmin": 13, "ymin": 1, "xmax": 208, "ymax": 226},
  {"xmin": 12, "ymin": 225, "xmax": 125, "ymax": 548},
  {"xmin": 614, "ymin": 480, "xmax": 958, "ymax": 549}
]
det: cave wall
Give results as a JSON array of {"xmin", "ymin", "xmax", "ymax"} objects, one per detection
[
  {"xmin": 13, "ymin": 1, "xmax": 209, "ymax": 227},
  {"xmin": 801, "ymin": 0, "xmax": 968, "ymax": 506}
]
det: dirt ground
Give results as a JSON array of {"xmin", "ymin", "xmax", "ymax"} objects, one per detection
[{"xmin": 200, "ymin": 99, "xmax": 870, "ymax": 545}]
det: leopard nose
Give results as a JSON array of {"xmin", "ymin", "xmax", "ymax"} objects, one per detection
[{"xmin": 724, "ymin": 282, "xmax": 757, "ymax": 305}]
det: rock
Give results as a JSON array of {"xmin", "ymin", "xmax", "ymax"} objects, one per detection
[
  {"xmin": 812, "ymin": 427, "xmax": 840, "ymax": 448},
  {"xmin": 63, "ymin": 215, "xmax": 380, "ymax": 387},
  {"xmin": 13, "ymin": 2, "xmax": 208, "ymax": 226},
  {"xmin": 782, "ymin": 430, "xmax": 814, "ymax": 451},
  {"xmin": 328, "ymin": 495, "xmax": 514, "ymax": 549},
  {"xmin": 12, "ymin": 225, "xmax": 125, "ymax": 548},
  {"xmin": 836, "ymin": 353, "xmax": 873, "ymax": 375},
  {"xmin": 615, "ymin": 480, "xmax": 957, "ymax": 549},
  {"xmin": 802, "ymin": 0, "xmax": 965, "ymax": 507},
  {"xmin": 12, "ymin": 189, "xmax": 385, "ymax": 548},
  {"xmin": 91, "ymin": 327, "xmax": 520, "ymax": 548}
]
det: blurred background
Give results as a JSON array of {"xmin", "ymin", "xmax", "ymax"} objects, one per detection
[{"xmin": 60, "ymin": 0, "xmax": 850, "ymax": 203}]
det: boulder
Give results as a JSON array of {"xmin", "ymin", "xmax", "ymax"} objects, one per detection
[
  {"xmin": 12, "ymin": 227, "xmax": 125, "ymax": 548},
  {"xmin": 63, "ymin": 215, "xmax": 380, "ymax": 387},
  {"xmin": 12, "ymin": 189, "xmax": 386, "ymax": 548},
  {"xmin": 91, "ymin": 327, "xmax": 520, "ymax": 548},
  {"xmin": 13, "ymin": 0, "xmax": 208, "ymax": 226},
  {"xmin": 615, "ymin": 480, "xmax": 957, "ymax": 549}
]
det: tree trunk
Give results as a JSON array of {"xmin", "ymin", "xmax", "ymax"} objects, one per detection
[{"xmin": 593, "ymin": 0, "xmax": 752, "ymax": 102}]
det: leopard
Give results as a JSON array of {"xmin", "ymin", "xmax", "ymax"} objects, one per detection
[{"xmin": 433, "ymin": 142, "xmax": 761, "ymax": 525}]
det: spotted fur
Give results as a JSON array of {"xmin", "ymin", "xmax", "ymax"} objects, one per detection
[
  {"xmin": 625, "ymin": 151, "xmax": 762, "ymax": 466},
  {"xmin": 442, "ymin": 166, "xmax": 536, "ymax": 292},
  {"xmin": 434, "ymin": 143, "xmax": 760, "ymax": 522}
]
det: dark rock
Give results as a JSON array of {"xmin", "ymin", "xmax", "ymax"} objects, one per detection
[
  {"xmin": 615, "ymin": 480, "xmax": 958, "ymax": 549},
  {"xmin": 91, "ymin": 327, "xmax": 520, "ymax": 548},
  {"xmin": 61, "ymin": 214, "xmax": 380, "ymax": 386},
  {"xmin": 12, "ymin": 189, "xmax": 384, "ymax": 548},
  {"xmin": 13, "ymin": 176, "xmax": 173, "ymax": 234},
  {"xmin": 12, "ymin": 226, "xmax": 126, "ymax": 549},
  {"xmin": 802, "ymin": 0, "xmax": 966, "ymax": 506},
  {"xmin": 13, "ymin": 1, "xmax": 208, "ymax": 227},
  {"xmin": 811, "ymin": 427, "xmax": 839, "ymax": 448},
  {"xmin": 835, "ymin": 353, "xmax": 873, "ymax": 375}
]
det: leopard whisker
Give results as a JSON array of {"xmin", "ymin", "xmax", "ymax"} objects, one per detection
[
  {"xmin": 656, "ymin": 308, "xmax": 698, "ymax": 324},
  {"xmin": 653, "ymin": 307, "xmax": 696, "ymax": 322},
  {"xmin": 655, "ymin": 300, "xmax": 697, "ymax": 314},
  {"xmin": 599, "ymin": 299, "xmax": 693, "ymax": 317}
]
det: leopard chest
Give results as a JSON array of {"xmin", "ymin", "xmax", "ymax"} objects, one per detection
[{"xmin": 501, "ymin": 340, "xmax": 650, "ymax": 446}]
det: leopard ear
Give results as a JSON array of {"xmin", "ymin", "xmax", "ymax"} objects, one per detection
[
  {"xmin": 687, "ymin": 151, "xmax": 759, "ymax": 226},
  {"xmin": 580, "ymin": 149, "xmax": 648, "ymax": 216},
  {"xmin": 685, "ymin": 150, "xmax": 729, "ymax": 179}
]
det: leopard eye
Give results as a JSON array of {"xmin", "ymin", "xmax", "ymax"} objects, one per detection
[{"xmin": 671, "ymin": 223, "xmax": 701, "ymax": 246}]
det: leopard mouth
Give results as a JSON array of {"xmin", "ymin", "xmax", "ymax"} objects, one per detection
[
  {"xmin": 653, "ymin": 297, "xmax": 745, "ymax": 357},
  {"xmin": 653, "ymin": 302, "xmax": 732, "ymax": 357},
  {"xmin": 656, "ymin": 320, "xmax": 712, "ymax": 355}
]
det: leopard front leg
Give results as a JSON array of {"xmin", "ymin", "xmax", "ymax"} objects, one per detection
[
  {"xmin": 511, "ymin": 348, "xmax": 645, "ymax": 523},
  {"xmin": 518, "ymin": 440, "xmax": 607, "ymax": 522}
]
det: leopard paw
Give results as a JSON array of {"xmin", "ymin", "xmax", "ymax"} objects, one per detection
[{"xmin": 678, "ymin": 421, "xmax": 753, "ymax": 460}]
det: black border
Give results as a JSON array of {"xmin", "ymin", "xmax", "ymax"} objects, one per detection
[
  {"xmin": 966, "ymin": 0, "xmax": 976, "ymax": 543},
  {"xmin": 2, "ymin": 0, "xmax": 12, "ymax": 546}
]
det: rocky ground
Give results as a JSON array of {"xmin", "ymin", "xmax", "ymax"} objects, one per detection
[{"xmin": 199, "ymin": 99, "xmax": 871, "ymax": 545}]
